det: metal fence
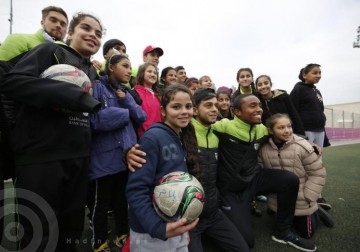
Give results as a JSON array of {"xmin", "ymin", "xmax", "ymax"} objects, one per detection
[
  {"xmin": 325, "ymin": 107, "xmax": 360, "ymax": 140},
  {"xmin": 325, "ymin": 108, "xmax": 360, "ymax": 128}
]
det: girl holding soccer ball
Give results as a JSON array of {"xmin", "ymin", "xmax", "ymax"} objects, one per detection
[
  {"xmin": 126, "ymin": 84, "xmax": 200, "ymax": 251},
  {"xmin": 0, "ymin": 12, "xmax": 103, "ymax": 251}
]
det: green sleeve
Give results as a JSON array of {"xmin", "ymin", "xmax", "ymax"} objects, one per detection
[{"xmin": 212, "ymin": 118, "xmax": 230, "ymax": 133}]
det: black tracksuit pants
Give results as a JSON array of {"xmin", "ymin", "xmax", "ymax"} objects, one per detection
[
  {"xmin": 92, "ymin": 171, "xmax": 128, "ymax": 249},
  {"xmin": 189, "ymin": 209, "xmax": 250, "ymax": 252},
  {"xmin": 220, "ymin": 169, "xmax": 299, "ymax": 249},
  {"xmin": 15, "ymin": 158, "xmax": 89, "ymax": 252}
]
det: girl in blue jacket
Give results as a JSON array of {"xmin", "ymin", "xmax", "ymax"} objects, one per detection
[
  {"xmin": 90, "ymin": 53, "xmax": 146, "ymax": 251},
  {"xmin": 126, "ymin": 84, "xmax": 200, "ymax": 252}
]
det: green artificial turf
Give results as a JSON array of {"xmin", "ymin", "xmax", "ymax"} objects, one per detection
[{"xmin": 1, "ymin": 144, "xmax": 360, "ymax": 251}]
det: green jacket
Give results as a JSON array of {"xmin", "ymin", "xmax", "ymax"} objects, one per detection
[
  {"xmin": 212, "ymin": 116, "xmax": 268, "ymax": 192},
  {"xmin": 0, "ymin": 29, "xmax": 51, "ymax": 61},
  {"xmin": 192, "ymin": 118, "xmax": 219, "ymax": 217}
]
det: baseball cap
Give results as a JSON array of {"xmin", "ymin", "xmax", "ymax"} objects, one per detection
[
  {"xmin": 103, "ymin": 39, "xmax": 126, "ymax": 56},
  {"xmin": 143, "ymin": 45, "xmax": 164, "ymax": 57},
  {"xmin": 193, "ymin": 88, "xmax": 216, "ymax": 106}
]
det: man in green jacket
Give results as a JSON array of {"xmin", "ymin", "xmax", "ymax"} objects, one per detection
[
  {"xmin": 0, "ymin": 5, "xmax": 68, "ymax": 244},
  {"xmin": 212, "ymin": 94, "xmax": 316, "ymax": 252},
  {"xmin": 0, "ymin": 5, "xmax": 68, "ymax": 61}
]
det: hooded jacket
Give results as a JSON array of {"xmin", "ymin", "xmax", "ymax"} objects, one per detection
[
  {"xmin": 257, "ymin": 89, "xmax": 305, "ymax": 136},
  {"xmin": 0, "ymin": 42, "xmax": 101, "ymax": 165},
  {"xmin": 290, "ymin": 82, "xmax": 326, "ymax": 131},
  {"xmin": 89, "ymin": 76, "xmax": 146, "ymax": 180},
  {"xmin": 212, "ymin": 117, "xmax": 268, "ymax": 192},
  {"xmin": 134, "ymin": 84, "xmax": 162, "ymax": 137},
  {"xmin": 258, "ymin": 135, "xmax": 326, "ymax": 216},
  {"xmin": 126, "ymin": 123, "xmax": 188, "ymax": 240}
]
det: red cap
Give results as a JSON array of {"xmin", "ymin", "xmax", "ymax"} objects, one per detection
[{"xmin": 143, "ymin": 45, "xmax": 164, "ymax": 57}]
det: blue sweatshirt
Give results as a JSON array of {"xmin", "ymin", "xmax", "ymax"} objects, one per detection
[{"xmin": 126, "ymin": 123, "xmax": 188, "ymax": 240}]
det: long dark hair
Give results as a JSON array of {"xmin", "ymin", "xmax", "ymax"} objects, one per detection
[
  {"xmin": 233, "ymin": 67, "xmax": 257, "ymax": 100},
  {"xmin": 160, "ymin": 66, "xmax": 176, "ymax": 86},
  {"xmin": 161, "ymin": 85, "xmax": 201, "ymax": 180},
  {"xmin": 298, "ymin": 63, "xmax": 321, "ymax": 82}
]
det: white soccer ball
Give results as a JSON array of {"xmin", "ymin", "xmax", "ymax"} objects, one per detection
[
  {"xmin": 153, "ymin": 171, "xmax": 205, "ymax": 223},
  {"xmin": 40, "ymin": 64, "xmax": 92, "ymax": 94}
]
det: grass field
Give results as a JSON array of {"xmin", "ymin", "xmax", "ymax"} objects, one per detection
[
  {"xmin": 249, "ymin": 143, "xmax": 360, "ymax": 252},
  {"xmin": 1, "ymin": 143, "xmax": 360, "ymax": 251}
]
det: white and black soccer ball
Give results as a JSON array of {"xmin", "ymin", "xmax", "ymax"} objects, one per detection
[
  {"xmin": 153, "ymin": 171, "xmax": 205, "ymax": 223},
  {"xmin": 40, "ymin": 64, "xmax": 92, "ymax": 94}
]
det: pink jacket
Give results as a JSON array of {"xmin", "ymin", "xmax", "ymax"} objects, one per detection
[{"xmin": 134, "ymin": 85, "xmax": 162, "ymax": 137}]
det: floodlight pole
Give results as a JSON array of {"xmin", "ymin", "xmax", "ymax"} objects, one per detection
[
  {"xmin": 8, "ymin": 0, "xmax": 13, "ymax": 34},
  {"xmin": 354, "ymin": 26, "xmax": 360, "ymax": 48}
]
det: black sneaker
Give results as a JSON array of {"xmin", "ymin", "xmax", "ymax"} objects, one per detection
[
  {"xmin": 272, "ymin": 231, "xmax": 317, "ymax": 252},
  {"xmin": 318, "ymin": 205, "xmax": 334, "ymax": 228},
  {"xmin": 317, "ymin": 197, "xmax": 332, "ymax": 211}
]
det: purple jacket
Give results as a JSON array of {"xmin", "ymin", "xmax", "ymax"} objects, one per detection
[{"xmin": 89, "ymin": 76, "xmax": 146, "ymax": 180}]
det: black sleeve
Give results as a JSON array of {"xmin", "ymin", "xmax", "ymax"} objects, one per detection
[
  {"xmin": 284, "ymin": 94, "xmax": 305, "ymax": 135},
  {"xmin": 0, "ymin": 43, "xmax": 100, "ymax": 113}
]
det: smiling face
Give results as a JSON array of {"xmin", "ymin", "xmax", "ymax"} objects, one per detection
[
  {"xmin": 234, "ymin": 95, "xmax": 262, "ymax": 124},
  {"xmin": 194, "ymin": 97, "xmax": 218, "ymax": 127},
  {"xmin": 217, "ymin": 93, "xmax": 231, "ymax": 112},
  {"xmin": 109, "ymin": 57, "xmax": 132, "ymax": 83},
  {"xmin": 161, "ymin": 91, "xmax": 193, "ymax": 134},
  {"xmin": 68, "ymin": 16, "xmax": 102, "ymax": 58},
  {"xmin": 144, "ymin": 64, "xmax": 158, "ymax": 88},
  {"xmin": 303, "ymin": 66, "xmax": 321, "ymax": 85},
  {"xmin": 41, "ymin": 11, "xmax": 68, "ymax": 41},
  {"xmin": 164, "ymin": 69, "xmax": 177, "ymax": 85},
  {"xmin": 176, "ymin": 69, "xmax": 187, "ymax": 84},
  {"xmin": 256, "ymin": 76, "xmax": 272, "ymax": 98},
  {"xmin": 237, "ymin": 70, "xmax": 253, "ymax": 91},
  {"xmin": 200, "ymin": 76, "xmax": 213, "ymax": 88},
  {"xmin": 268, "ymin": 117, "xmax": 293, "ymax": 143}
]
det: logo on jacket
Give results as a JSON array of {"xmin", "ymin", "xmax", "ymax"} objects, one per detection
[
  {"xmin": 162, "ymin": 143, "xmax": 179, "ymax": 161},
  {"xmin": 254, "ymin": 143, "xmax": 259, "ymax": 150}
]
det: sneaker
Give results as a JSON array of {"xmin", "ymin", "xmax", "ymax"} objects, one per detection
[
  {"xmin": 317, "ymin": 197, "xmax": 332, "ymax": 211},
  {"xmin": 251, "ymin": 200, "xmax": 262, "ymax": 217},
  {"xmin": 256, "ymin": 195, "xmax": 268, "ymax": 203},
  {"xmin": 94, "ymin": 242, "xmax": 110, "ymax": 252},
  {"xmin": 272, "ymin": 231, "xmax": 317, "ymax": 252},
  {"xmin": 115, "ymin": 234, "xmax": 128, "ymax": 248},
  {"xmin": 318, "ymin": 205, "xmax": 334, "ymax": 228}
]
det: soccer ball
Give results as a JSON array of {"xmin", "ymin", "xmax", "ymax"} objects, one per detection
[
  {"xmin": 153, "ymin": 171, "xmax": 205, "ymax": 223},
  {"xmin": 40, "ymin": 64, "xmax": 92, "ymax": 94}
]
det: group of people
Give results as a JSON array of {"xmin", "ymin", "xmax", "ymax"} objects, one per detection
[{"xmin": 0, "ymin": 5, "xmax": 332, "ymax": 252}]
